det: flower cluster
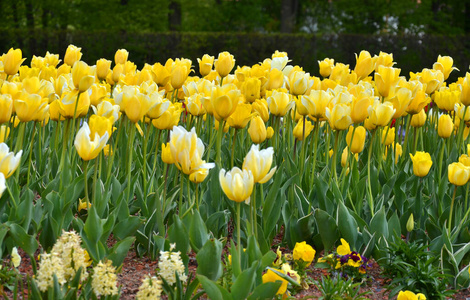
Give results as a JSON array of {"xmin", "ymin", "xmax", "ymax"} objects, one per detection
[
  {"xmin": 136, "ymin": 275, "xmax": 163, "ymax": 300},
  {"xmin": 92, "ymin": 260, "xmax": 119, "ymax": 297},
  {"xmin": 157, "ymin": 244, "xmax": 187, "ymax": 285}
]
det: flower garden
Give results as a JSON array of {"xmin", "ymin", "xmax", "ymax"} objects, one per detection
[{"xmin": 0, "ymin": 46, "xmax": 470, "ymax": 299}]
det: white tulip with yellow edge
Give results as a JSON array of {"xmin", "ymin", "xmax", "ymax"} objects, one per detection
[
  {"xmin": 74, "ymin": 122, "xmax": 109, "ymax": 161},
  {"xmin": 0, "ymin": 143, "xmax": 22, "ymax": 179},
  {"xmin": 243, "ymin": 145, "xmax": 277, "ymax": 184}
]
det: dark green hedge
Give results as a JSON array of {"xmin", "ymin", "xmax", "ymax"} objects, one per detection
[{"xmin": 1, "ymin": 30, "xmax": 470, "ymax": 82}]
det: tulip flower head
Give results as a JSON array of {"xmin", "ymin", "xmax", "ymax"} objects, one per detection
[
  {"xmin": 64, "ymin": 45, "xmax": 83, "ymax": 67},
  {"xmin": 0, "ymin": 170, "xmax": 5, "ymax": 198},
  {"xmin": 215, "ymin": 51, "xmax": 235, "ymax": 78},
  {"xmin": 74, "ymin": 122, "xmax": 109, "ymax": 161},
  {"xmin": 197, "ymin": 54, "xmax": 214, "ymax": 77},
  {"xmin": 448, "ymin": 162, "xmax": 470, "ymax": 186},
  {"xmin": 409, "ymin": 151, "xmax": 433, "ymax": 177},
  {"xmin": 243, "ymin": 144, "xmax": 277, "ymax": 184},
  {"xmin": 219, "ymin": 167, "xmax": 254, "ymax": 203},
  {"xmin": 3, "ymin": 48, "xmax": 26, "ymax": 76},
  {"xmin": 0, "ymin": 143, "xmax": 22, "ymax": 179},
  {"xmin": 346, "ymin": 125, "xmax": 366, "ymax": 153},
  {"xmin": 433, "ymin": 55, "xmax": 457, "ymax": 80}
]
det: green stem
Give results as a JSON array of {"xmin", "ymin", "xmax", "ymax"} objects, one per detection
[
  {"xmin": 92, "ymin": 154, "xmax": 100, "ymax": 205},
  {"xmin": 237, "ymin": 202, "xmax": 242, "ymax": 272},
  {"xmin": 299, "ymin": 117, "xmax": 307, "ymax": 178},
  {"xmin": 252, "ymin": 184, "xmax": 257, "ymax": 239},
  {"xmin": 330, "ymin": 131, "xmax": 340, "ymax": 185},
  {"xmin": 26, "ymin": 124, "xmax": 37, "ymax": 187},
  {"xmin": 142, "ymin": 123, "xmax": 151, "ymax": 201},
  {"xmin": 216, "ymin": 119, "xmax": 225, "ymax": 167},
  {"xmin": 448, "ymin": 185, "xmax": 457, "ymax": 233},
  {"xmin": 126, "ymin": 123, "xmax": 136, "ymax": 203},
  {"xmin": 178, "ymin": 172, "xmax": 184, "ymax": 216},
  {"xmin": 367, "ymin": 130, "xmax": 377, "ymax": 217},
  {"xmin": 402, "ymin": 115, "xmax": 412, "ymax": 158},
  {"xmin": 309, "ymin": 120, "xmax": 320, "ymax": 196},
  {"xmin": 231, "ymin": 128, "xmax": 237, "ymax": 169},
  {"xmin": 457, "ymin": 106, "xmax": 469, "ymax": 154},
  {"xmin": 59, "ymin": 119, "xmax": 70, "ymax": 191},
  {"xmin": 437, "ymin": 140, "xmax": 446, "ymax": 186},
  {"xmin": 83, "ymin": 160, "xmax": 89, "ymax": 211}
]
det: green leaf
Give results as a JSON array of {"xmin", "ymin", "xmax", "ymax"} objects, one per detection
[
  {"xmin": 84, "ymin": 206, "xmax": 103, "ymax": 246},
  {"xmin": 369, "ymin": 206, "xmax": 389, "ymax": 239},
  {"xmin": 197, "ymin": 275, "xmax": 232, "ymax": 300},
  {"xmin": 231, "ymin": 262, "xmax": 258, "ymax": 300},
  {"xmin": 113, "ymin": 216, "xmax": 143, "ymax": 240},
  {"xmin": 196, "ymin": 239, "xmax": 223, "ymax": 281},
  {"xmin": 188, "ymin": 210, "xmax": 209, "ymax": 253},
  {"xmin": 9, "ymin": 223, "xmax": 38, "ymax": 256},
  {"xmin": 455, "ymin": 265, "xmax": 470, "ymax": 289},
  {"xmin": 247, "ymin": 282, "xmax": 282, "ymax": 300},
  {"xmin": 168, "ymin": 215, "xmax": 190, "ymax": 255},
  {"xmin": 314, "ymin": 209, "xmax": 339, "ymax": 251},
  {"xmin": 337, "ymin": 201, "xmax": 358, "ymax": 249},
  {"xmin": 454, "ymin": 242, "xmax": 470, "ymax": 266},
  {"xmin": 108, "ymin": 236, "xmax": 135, "ymax": 268}
]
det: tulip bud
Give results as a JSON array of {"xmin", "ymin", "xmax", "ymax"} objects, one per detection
[
  {"xmin": 248, "ymin": 115, "xmax": 267, "ymax": 144},
  {"xmin": 197, "ymin": 54, "xmax": 214, "ymax": 77},
  {"xmin": 293, "ymin": 118, "xmax": 314, "ymax": 141},
  {"xmin": 96, "ymin": 59, "xmax": 112, "ymax": 81},
  {"xmin": 448, "ymin": 162, "xmax": 470, "ymax": 186},
  {"xmin": 215, "ymin": 51, "xmax": 235, "ymax": 78},
  {"xmin": 0, "ymin": 125, "xmax": 9, "ymax": 143},
  {"xmin": 266, "ymin": 126, "xmax": 274, "ymax": 139},
  {"xmin": 409, "ymin": 151, "xmax": 432, "ymax": 177},
  {"xmin": 346, "ymin": 126, "xmax": 366, "ymax": 153},
  {"xmin": 438, "ymin": 114, "xmax": 453, "ymax": 139},
  {"xmin": 381, "ymin": 127, "xmax": 395, "ymax": 146},
  {"xmin": 0, "ymin": 94, "xmax": 13, "ymax": 124},
  {"xmin": 161, "ymin": 143, "xmax": 175, "ymax": 164},
  {"xmin": 406, "ymin": 214, "xmax": 414, "ymax": 232},
  {"xmin": 64, "ymin": 44, "xmax": 82, "ymax": 66},
  {"xmin": 114, "ymin": 49, "xmax": 129, "ymax": 65},
  {"xmin": 318, "ymin": 58, "xmax": 334, "ymax": 78},
  {"xmin": 3, "ymin": 48, "xmax": 26, "ymax": 76}
]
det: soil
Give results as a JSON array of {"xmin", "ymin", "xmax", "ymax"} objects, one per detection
[{"xmin": 4, "ymin": 237, "xmax": 470, "ymax": 299}]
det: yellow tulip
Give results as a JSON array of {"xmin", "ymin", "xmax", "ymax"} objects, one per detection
[
  {"xmin": 434, "ymin": 88, "xmax": 460, "ymax": 112},
  {"xmin": 329, "ymin": 63, "xmax": 350, "ymax": 82},
  {"xmin": 292, "ymin": 117, "xmax": 313, "ymax": 141},
  {"xmin": 388, "ymin": 87, "xmax": 412, "ymax": 119},
  {"xmin": 341, "ymin": 147, "xmax": 358, "ymax": 167},
  {"xmin": 433, "ymin": 55, "xmax": 457, "ymax": 80},
  {"xmin": 96, "ymin": 59, "xmax": 112, "ymax": 81},
  {"xmin": 252, "ymin": 99, "xmax": 270, "ymax": 123},
  {"xmin": 455, "ymin": 103, "xmax": 470, "ymax": 122},
  {"xmin": 459, "ymin": 154, "xmax": 470, "ymax": 167},
  {"xmin": 350, "ymin": 93, "xmax": 373, "ymax": 123},
  {"xmin": 0, "ymin": 143, "xmax": 22, "ymax": 179},
  {"xmin": 74, "ymin": 122, "xmax": 109, "ymax": 161},
  {"xmin": 171, "ymin": 58, "xmax": 192, "ymax": 90},
  {"xmin": 325, "ymin": 103, "xmax": 352, "ymax": 131},
  {"xmin": 267, "ymin": 90, "xmax": 294, "ymax": 117},
  {"xmin": 146, "ymin": 92, "xmax": 170, "ymax": 120},
  {"xmin": 375, "ymin": 65, "xmax": 401, "ymax": 98},
  {"xmin": 57, "ymin": 90, "xmax": 90, "ymax": 119},
  {"xmin": 346, "ymin": 126, "xmax": 366, "ymax": 153},
  {"xmin": 89, "ymin": 115, "xmax": 113, "ymax": 138},
  {"xmin": 395, "ymin": 143, "xmax": 403, "ymax": 163},
  {"xmin": 293, "ymin": 241, "xmax": 316, "ymax": 265},
  {"xmin": 409, "ymin": 151, "xmax": 432, "ymax": 177},
  {"xmin": 210, "ymin": 83, "xmax": 240, "ymax": 121},
  {"xmin": 64, "ymin": 45, "xmax": 82, "ymax": 66},
  {"xmin": 114, "ymin": 49, "xmax": 129, "ymax": 65},
  {"xmin": 301, "ymin": 89, "xmax": 333, "ymax": 121},
  {"xmin": 242, "ymin": 144, "xmax": 276, "ymax": 184},
  {"xmin": 14, "ymin": 93, "xmax": 49, "ymax": 122},
  {"xmin": 265, "ymin": 68, "xmax": 284, "ymax": 91},
  {"xmin": 354, "ymin": 50, "xmax": 376, "ymax": 79},
  {"xmin": 227, "ymin": 103, "xmax": 252, "ymax": 129},
  {"xmin": 3, "ymin": 48, "xmax": 26, "ymax": 76},
  {"xmin": 185, "ymin": 94, "xmax": 206, "ymax": 117},
  {"xmin": 0, "ymin": 94, "xmax": 13, "ymax": 124},
  {"xmin": 152, "ymin": 61, "xmax": 172, "ymax": 87},
  {"xmin": 286, "ymin": 70, "xmax": 313, "ymax": 96},
  {"xmin": 448, "ymin": 162, "xmax": 470, "ymax": 186},
  {"xmin": 381, "ymin": 126, "xmax": 395, "ymax": 146},
  {"xmin": 410, "ymin": 109, "xmax": 427, "ymax": 128},
  {"xmin": 248, "ymin": 115, "xmax": 267, "ymax": 144},
  {"xmin": 1, "ymin": 81, "xmax": 20, "ymax": 100},
  {"xmin": 48, "ymin": 99, "xmax": 62, "ymax": 122},
  {"xmin": 215, "ymin": 51, "xmax": 235, "ymax": 78},
  {"xmin": 219, "ymin": 167, "xmax": 254, "ymax": 203},
  {"xmin": 152, "ymin": 103, "xmax": 182, "ymax": 130},
  {"xmin": 460, "ymin": 73, "xmax": 470, "ymax": 106},
  {"xmin": 92, "ymin": 100, "xmax": 120, "ymax": 124},
  {"xmin": 367, "ymin": 100, "xmax": 395, "ymax": 127},
  {"xmin": 318, "ymin": 58, "xmax": 334, "ymax": 78},
  {"xmin": 72, "ymin": 61, "xmax": 93, "ymax": 92},
  {"xmin": 44, "ymin": 51, "xmax": 60, "ymax": 67},
  {"xmin": 437, "ymin": 115, "xmax": 454, "ymax": 139},
  {"xmin": 197, "ymin": 54, "xmax": 214, "ymax": 77},
  {"xmin": 375, "ymin": 51, "xmax": 394, "ymax": 70},
  {"xmin": 89, "ymin": 83, "xmax": 108, "ymax": 107},
  {"xmin": 241, "ymin": 77, "xmax": 261, "ymax": 103},
  {"xmin": 189, "ymin": 168, "xmax": 210, "ymax": 183},
  {"xmin": 161, "ymin": 143, "xmax": 176, "ymax": 165}
]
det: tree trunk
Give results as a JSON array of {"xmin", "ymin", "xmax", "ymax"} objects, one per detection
[
  {"xmin": 281, "ymin": 0, "xmax": 298, "ymax": 33},
  {"xmin": 169, "ymin": 1, "xmax": 182, "ymax": 31}
]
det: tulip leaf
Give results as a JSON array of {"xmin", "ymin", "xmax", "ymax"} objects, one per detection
[
  {"xmin": 314, "ymin": 209, "xmax": 339, "ymax": 251},
  {"xmin": 262, "ymin": 164, "xmax": 284, "ymax": 236},
  {"xmin": 387, "ymin": 211, "xmax": 401, "ymax": 238},
  {"xmin": 188, "ymin": 210, "xmax": 209, "ymax": 253},
  {"xmin": 453, "ymin": 242, "xmax": 470, "ymax": 267},
  {"xmin": 196, "ymin": 239, "xmax": 223, "ymax": 281},
  {"xmin": 197, "ymin": 275, "xmax": 232, "ymax": 300},
  {"xmin": 247, "ymin": 282, "xmax": 282, "ymax": 300},
  {"xmin": 84, "ymin": 206, "xmax": 103, "ymax": 246},
  {"xmin": 369, "ymin": 206, "xmax": 388, "ymax": 240},
  {"xmin": 108, "ymin": 236, "xmax": 135, "ymax": 268},
  {"xmin": 455, "ymin": 265, "xmax": 470, "ymax": 289},
  {"xmin": 231, "ymin": 262, "xmax": 258, "ymax": 300},
  {"xmin": 337, "ymin": 201, "xmax": 358, "ymax": 249},
  {"xmin": 168, "ymin": 215, "xmax": 190, "ymax": 255},
  {"xmin": 113, "ymin": 216, "xmax": 143, "ymax": 240},
  {"xmin": 9, "ymin": 223, "xmax": 38, "ymax": 257}
]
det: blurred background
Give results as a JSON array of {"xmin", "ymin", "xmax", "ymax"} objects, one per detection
[{"xmin": 1, "ymin": 0, "xmax": 470, "ymax": 79}]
